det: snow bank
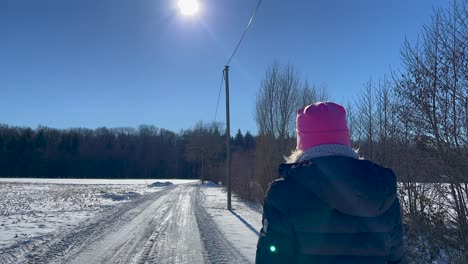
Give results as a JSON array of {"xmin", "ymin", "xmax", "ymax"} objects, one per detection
[
  {"xmin": 203, "ymin": 181, "xmax": 219, "ymax": 187},
  {"xmin": 101, "ymin": 191, "xmax": 141, "ymax": 201},
  {"xmin": 148, "ymin": 181, "xmax": 174, "ymax": 188}
]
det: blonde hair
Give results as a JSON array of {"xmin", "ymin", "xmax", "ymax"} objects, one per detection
[{"xmin": 284, "ymin": 149, "xmax": 304, "ymax": 164}]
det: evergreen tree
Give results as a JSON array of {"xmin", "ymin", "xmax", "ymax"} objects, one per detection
[
  {"xmin": 233, "ymin": 129, "xmax": 244, "ymax": 148},
  {"xmin": 244, "ymin": 131, "xmax": 255, "ymax": 150}
]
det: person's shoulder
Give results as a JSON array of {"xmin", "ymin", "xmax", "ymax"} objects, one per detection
[
  {"xmin": 361, "ymin": 158, "xmax": 396, "ymax": 174},
  {"xmin": 357, "ymin": 158, "xmax": 397, "ymax": 183},
  {"xmin": 264, "ymin": 178, "xmax": 295, "ymax": 207},
  {"xmin": 389, "ymin": 196, "xmax": 403, "ymax": 216},
  {"xmin": 268, "ymin": 177, "xmax": 290, "ymax": 193}
]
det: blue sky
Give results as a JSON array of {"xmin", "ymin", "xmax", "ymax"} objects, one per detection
[{"xmin": 0, "ymin": 0, "xmax": 448, "ymax": 134}]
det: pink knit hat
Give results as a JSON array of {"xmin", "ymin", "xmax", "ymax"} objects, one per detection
[{"xmin": 296, "ymin": 102, "xmax": 351, "ymax": 151}]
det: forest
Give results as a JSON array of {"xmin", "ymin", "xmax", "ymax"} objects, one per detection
[{"xmin": 0, "ymin": 122, "xmax": 255, "ymax": 180}]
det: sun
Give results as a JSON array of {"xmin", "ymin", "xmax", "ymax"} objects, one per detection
[{"xmin": 178, "ymin": 0, "xmax": 199, "ymax": 16}]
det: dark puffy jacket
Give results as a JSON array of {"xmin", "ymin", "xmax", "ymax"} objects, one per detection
[{"xmin": 256, "ymin": 156, "xmax": 406, "ymax": 264}]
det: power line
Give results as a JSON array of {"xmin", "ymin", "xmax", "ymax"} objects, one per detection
[
  {"xmin": 226, "ymin": 0, "xmax": 264, "ymax": 66},
  {"xmin": 214, "ymin": 70, "xmax": 225, "ymax": 121},
  {"xmin": 215, "ymin": 0, "xmax": 263, "ymax": 122}
]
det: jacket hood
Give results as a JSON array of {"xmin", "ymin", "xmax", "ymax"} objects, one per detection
[{"xmin": 279, "ymin": 156, "xmax": 397, "ymax": 217}]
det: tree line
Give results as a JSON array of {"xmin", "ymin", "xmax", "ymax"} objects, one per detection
[{"xmin": 0, "ymin": 123, "xmax": 254, "ymax": 180}]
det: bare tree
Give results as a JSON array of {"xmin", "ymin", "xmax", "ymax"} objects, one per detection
[
  {"xmin": 375, "ymin": 77, "xmax": 398, "ymax": 166},
  {"xmin": 255, "ymin": 62, "xmax": 328, "ymax": 149},
  {"xmin": 255, "ymin": 62, "xmax": 280, "ymax": 138},
  {"xmin": 254, "ymin": 62, "xmax": 299, "ymax": 196},
  {"xmin": 300, "ymin": 81, "xmax": 329, "ymax": 107},
  {"xmin": 254, "ymin": 61, "xmax": 329, "ymax": 198},
  {"xmin": 255, "ymin": 62, "xmax": 300, "ymax": 145},
  {"xmin": 276, "ymin": 64, "xmax": 301, "ymax": 149},
  {"xmin": 393, "ymin": 1, "xmax": 468, "ymax": 260},
  {"xmin": 354, "ymin": 78, "xmax": 377, "ymax": 159}
]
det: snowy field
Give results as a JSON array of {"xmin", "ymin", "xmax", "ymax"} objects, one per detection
[
  {"xmin": 0, "ymin": 179, "xmax": 197, "ymax": 257},
  {"xmin": 0, "ymin": 179, "xmax": 262, "ymax": 263}
]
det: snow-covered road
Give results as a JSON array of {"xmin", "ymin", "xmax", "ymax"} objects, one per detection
[{"xmin": 1, "ymin": 182, "xmax": 260, "ymax": 264}]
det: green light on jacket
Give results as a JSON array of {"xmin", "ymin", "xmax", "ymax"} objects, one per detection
[{"xmin": 270, "ymin": 245, "xmax": 277, "ymax": 253}]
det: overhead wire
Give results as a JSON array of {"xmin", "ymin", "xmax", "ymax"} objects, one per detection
[
  {"xmin": 214, "ymin": 70, "xmax": 225, "ymax": 122},
  {"xmin": 226, "ymin": 0, "xmax": 264, "ymax": 66},
  {"xmin": 213, "ymin": 0, "xmax": 263, "ymax": 122}
]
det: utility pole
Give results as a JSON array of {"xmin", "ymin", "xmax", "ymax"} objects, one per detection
[
  {"xmin": 188, "ymin": 147, "xmax": 204, "ymax": 184},
  {"xmin": 220, "ymin": 0, "xmax": 262, "ymax": 211},
  {"xmin": 201, "ymin": 150, "xmax": 204, "ymax": 184},
  {"xmin": 224, "ymin": 65, "xmax": 232, "ymax": 211}
]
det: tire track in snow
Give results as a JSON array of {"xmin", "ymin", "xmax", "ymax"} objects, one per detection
[
  {"xmin": 95, "ymin": 187, "xmax": 178, "ymax": 264},
  {"xmin": 21, "ymin": 186, "xmax": 176, "ymax": 264},
  {"xmin": 132, "ymin": 187, "xmax": 185, "ymax": 264},
  {"xmin": 66, "ymin": 184, "xmax": 205, "ymax": 264}
]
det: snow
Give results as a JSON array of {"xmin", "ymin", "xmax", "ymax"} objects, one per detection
[
  {"xmin": 199, "ymin": 182, "xmax": 263, "ymax": 263},
  {"xmin": 0, "ymin": 179, "xmax": 197, "ymax": 252},
  {"xmin": 64, "ymin": 184, "xmax": 205, "ymax": 264},
  {"xmin": 0, "ymin": 181, "xmax": 164, "ymax": 251},
  {"xmin": 0, "ymin": 178, "xmax": 198, "ymax": 185},
  {"xmin": 1, "ymin": 178, "xmax": 263, "ymax": 263}
]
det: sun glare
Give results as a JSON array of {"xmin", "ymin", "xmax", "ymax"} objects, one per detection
[{"xmin": 178, "ymin": 0, "xmax": 199, "ymax": 16}]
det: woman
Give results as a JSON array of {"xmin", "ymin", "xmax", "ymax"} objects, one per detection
[{"xmin": 256, "ymin": 102, "xmax": 406, "ymax": 263}]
